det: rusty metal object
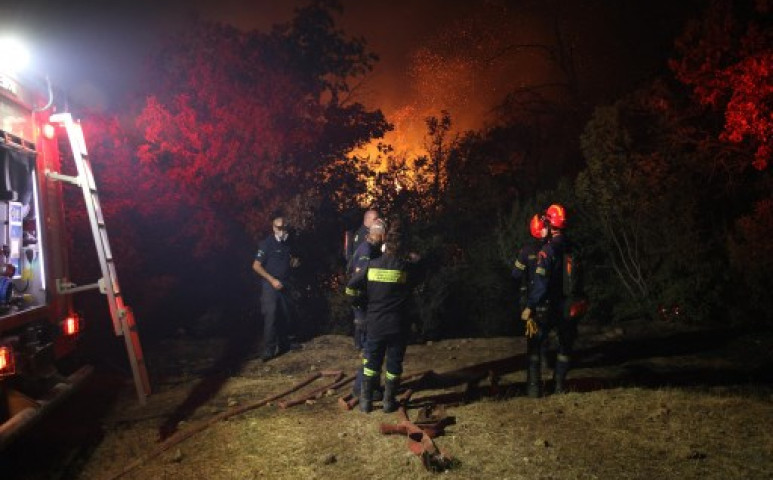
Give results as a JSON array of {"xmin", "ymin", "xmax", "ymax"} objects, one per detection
[
  {"xmin": 379, "ymin": 389, "xmax": 455, "ymax": 472},
  {"xmin": 338, "ymin": 393, "xmax": 359, "ymax": 410}
]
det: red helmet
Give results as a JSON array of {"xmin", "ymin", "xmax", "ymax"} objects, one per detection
[
  {"xmin": 545, "ymin": 204, "xmax": 567, "ymax": 229},
  {"xmin": 529, "ymin": 214, "xmax": 546, "ymax": 239}
]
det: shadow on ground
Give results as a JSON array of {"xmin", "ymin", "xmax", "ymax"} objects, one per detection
[
  {"xmin": 402, "ymin": 325, "xmax": 773, "ymax": 407},
  {"xmin": 155, "ymin": 318, "xmax": 261, "ymax": 440}
]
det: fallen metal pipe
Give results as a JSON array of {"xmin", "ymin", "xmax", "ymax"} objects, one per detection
[
  {"xmin": 106, "ymin": 371, "xmax": 324, "ymax": 480},
  {"xmin": 338, "ymin": 393, "xmax": 359, "ymax": 410},
  {"xmin": 278, "ymin": 372, "xmax": 348, "ymax": 409}
]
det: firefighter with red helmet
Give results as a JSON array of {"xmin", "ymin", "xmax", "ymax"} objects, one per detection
[
  {"xmin": 512, "ymin": 214, "xmax": 549, "ymax": 313},
  {"xmin": 521, "ymin": 204, "xmax": 584, "ymax": 397}
]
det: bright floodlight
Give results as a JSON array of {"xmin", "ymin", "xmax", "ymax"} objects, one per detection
[{"xmin": 0, "ymin": 37, "xmax": 31, "ymax": 74}]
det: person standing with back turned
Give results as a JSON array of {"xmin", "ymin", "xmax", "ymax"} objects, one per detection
[
  {"xmin": 521, "ymin": 204, "xmax": 583, "ymax": 396},
  {"xmin": 347, "ymin": 221, "xmax": 417, "ymax": 413}
]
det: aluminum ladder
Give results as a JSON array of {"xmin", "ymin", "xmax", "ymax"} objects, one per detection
[{"xmin": 46, "ymin": 112, "xmax": 150, "ymax": 404}]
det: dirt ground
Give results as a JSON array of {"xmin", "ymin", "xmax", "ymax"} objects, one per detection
[{"xmin": 3, "ymin": 319, "xmax": 773, "ymax": 480}]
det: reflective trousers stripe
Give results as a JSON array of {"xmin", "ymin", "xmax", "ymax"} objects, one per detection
[{"xmin": 363, "ymin": 368, "xmax": 400, "ymax": 380}]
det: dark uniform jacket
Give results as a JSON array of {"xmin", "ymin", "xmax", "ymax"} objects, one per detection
[
  {"xmin": 255, "ymin": 235, "xmax": 294, "ymax": 287},
  {"xmin": 346, "ymin": 254, "xmax": 413, "ymax": 339},
  {"xmin": 512, "ymin": 240, "xmax": 544, "ymax": 291},
  {"xmin": 352, "ymin": 224, "xmax": 369, "ymax": 252},
  {"xmin": 347, "ymin": 240, "xmax": 382, "ymax": 277},
  {"xmin": 345, "ymin": 223, "xmax": 370, "ymax": 270},
  {"xmin": 527, "ymin": 233, "xmax": 572, "ymax": 309},
  {"xmin": 345, "ymin": 240, "xmax": 383, "ymax": 300}
]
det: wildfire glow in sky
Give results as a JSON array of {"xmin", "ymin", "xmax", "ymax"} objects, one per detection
[{"xmin": 0, "ymin": 0, "xmax": 687, "ymax": 162}]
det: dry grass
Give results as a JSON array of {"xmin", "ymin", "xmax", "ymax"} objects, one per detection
[{"xmin": 39, "ymin": 326, "xmax": 773, "ymax": 480}]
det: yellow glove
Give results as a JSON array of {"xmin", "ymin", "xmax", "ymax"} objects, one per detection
[
  {"xmin": 524, "ymin": 318, "xmax": 538, "ymax": 338},
  {"xmin": 521, "ymin": 307, "xmax": 538, "ymax": 338}
]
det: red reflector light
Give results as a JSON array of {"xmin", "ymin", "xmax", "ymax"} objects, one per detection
[
  {"xmin": 63, "ymin": 315, "xmax": 81, "ymax": 336},
  {"xmin": 43, "ymin": 123, "xmax": 56, "ymax": 139},
  {"xmin": 0, "ymin": 346, "xmax": 15, "ymax": 376}
]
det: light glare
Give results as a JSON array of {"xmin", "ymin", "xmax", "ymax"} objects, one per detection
[{"xmin": 0, "ymin": 37, "xmax": 31, "ymax": 74}]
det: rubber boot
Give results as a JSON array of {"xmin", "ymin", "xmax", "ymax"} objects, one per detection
[
  {"xmin": 553, "ymin": 356, "xmax": 570, "ymax": 394},
  {"xmin": 526, "ymin": 355, "xmax": 542, "ymax": 398},
  {"xmin": 373, "ymin": 382, "xmax": 384, "ymax": 402},
  {"xmin": 352, "ymin": 367, "xmax": 362, "ymax": 396},
  {"xmin": 353, "ymin": 366, "xmax": 383, "ymax": 401},
  {"xmin": 359, "ymin": 375, "xmax": 375, "ymax": 413},
  {"xmin": 382, "ymin": 378, "xmax": 400, "ymax": 413}
]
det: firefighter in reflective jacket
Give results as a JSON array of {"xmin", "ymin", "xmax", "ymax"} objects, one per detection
[
  {"xmin": 512, "ymin": 214, "xmax": 548, "ymax": 313},
  {"xmin": 521, "ymin": 204, "xmax": 584, "ymax": 397},
  {"xmin": 347, "ymin": 218, "xmax": 386, "ymax": 349},
  {"xmin": 345, "ymin": 218, "xmax": 386, "ymax": 400},
  {"xmin": 346, "ymin": 226, "xmax": 415, "ymax": 413}
]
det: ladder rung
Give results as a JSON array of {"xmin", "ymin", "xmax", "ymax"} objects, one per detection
[{"xmin": 46, "ymin": 170, "xmax": 82, "ymax": 186}]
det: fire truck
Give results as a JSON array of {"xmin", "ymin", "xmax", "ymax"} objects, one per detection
[{"xmin": 0, "ymin": 39, "xmax": 150, "ymax": 449}]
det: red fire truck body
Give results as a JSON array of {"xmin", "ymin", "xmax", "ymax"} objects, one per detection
[{"xmin": 0, "ymin": 63, "xmax": 147, "ymax": 449}]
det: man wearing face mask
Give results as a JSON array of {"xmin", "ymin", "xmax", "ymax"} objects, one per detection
[{"xmin": 253, "ymin": 213, "xmax": 301, "ymax": 362}]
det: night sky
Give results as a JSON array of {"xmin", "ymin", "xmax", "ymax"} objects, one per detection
[{"xmin": 0, "ymin": 0, "xmax": 702, "ymax": 154}]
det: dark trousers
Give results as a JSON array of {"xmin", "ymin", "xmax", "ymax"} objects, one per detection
[
  {"xmin": 526, "ymin": 304, "xmax": 577, "ymax": 362},
  {"xmin": 352, "ymin": 306, "xmax": 367, "ymax": 350},
  {"xmin": 261, "ymin": 286, "xmax": 294, "ymax": 357},
  {"xmin": 363, "ymin": 333, "xmax": 407, "ymax": 380}
]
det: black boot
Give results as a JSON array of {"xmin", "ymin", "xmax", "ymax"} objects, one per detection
[
  {"xmin": 553, "ymin": 356, "xmax": 570, "ymax": 394},
  {"xmin": 353, "ymin": 365, "xmax": 383, "ymax": 401},
  {"xmin": 360, "ymin": 375, "xmax": 375, "ymax": 413},
  {"xmin": 352, "ymin": 367, "xmax": 362, "ymax": 396},
  {"xmin": 526, "ymin": 355, "xmax": 542, "ymax": 398},
  {"xmin": 373, "ymin": 383, "xmax": 384, "ymax": 402},
  {"xmin": 382, "ymin": 377, "xmax": 400, "ymax": 413}
]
